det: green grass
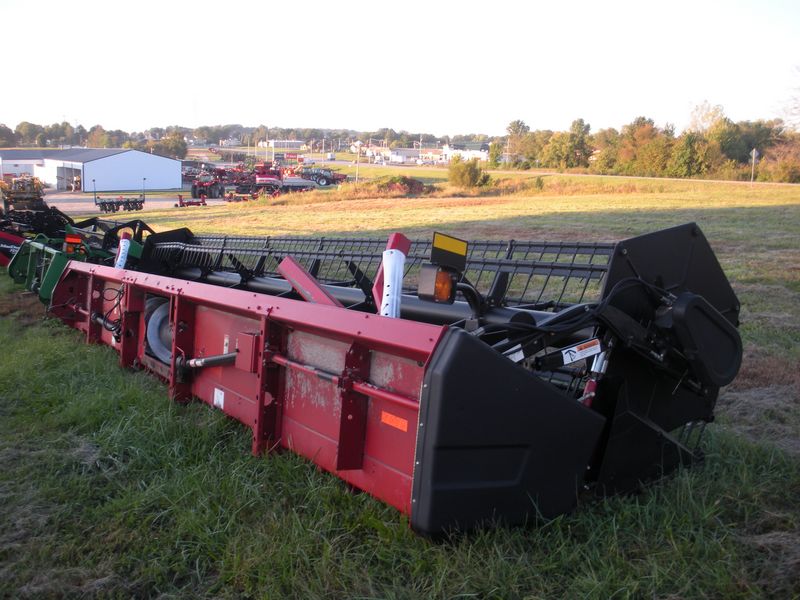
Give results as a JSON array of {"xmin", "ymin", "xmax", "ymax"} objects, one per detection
[
  {"xmin": 1, "ymin": 289, "xmax": 798, "ymax": 598},
  {"xmin": 2, "ymin": 177, "xmax": 800, "ymax": 598},
  {"xmin": 333, "ymin": 163, "xmax": 449, "ymax": 185}
]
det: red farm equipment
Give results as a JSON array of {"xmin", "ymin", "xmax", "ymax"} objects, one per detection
[
  {"xmin": 233, "ymin": 163, "xmax": 317, "ymax": 196},
  {"xmin": 175, "ymin": 194, "xmax": 207, "ymax": 208},
  {"xmin": 0, "ymin": 228, "xmax": 24, "ymax": 267},
  {"xmin": 190, "ymin": 173, "xmax": 225, "ymax": 199},
  {"xmin": 41, "ymin": 223, "xmax": 741, "ymax": 534}
]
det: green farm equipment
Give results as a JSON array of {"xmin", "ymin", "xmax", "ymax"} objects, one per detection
[{"xmin": 7, "ymin": 218, "xmax": 154, "ymax": 303}]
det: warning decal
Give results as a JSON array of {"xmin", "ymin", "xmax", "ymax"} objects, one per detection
[
  {"xmin": 213, "ymin": 387, "xmax": 225, "ymax": 410},
  {"xmin": 560, "ymin": 338, "xmax": 602, "ymax": 365}
]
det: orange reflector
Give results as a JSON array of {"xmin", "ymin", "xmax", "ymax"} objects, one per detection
[
  {"xmin": 63, "ymin": 234, "xmax": 82, "ymax": 255},
  {"xmin": 380, "ymin": 410, "xmax": 408, "ymax": 432}
]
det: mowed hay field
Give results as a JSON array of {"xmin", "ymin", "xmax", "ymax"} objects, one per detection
[{"xmin": 1, "ymin": 175, "xmax": 799, "ymax": 599}]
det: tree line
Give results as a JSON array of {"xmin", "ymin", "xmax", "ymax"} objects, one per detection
[
  {"xmin": 0, "ymin": 121, "xmax": 189, "ymax": 160},
  {"xmin": 0, "ymin": 122, "xmax": 487, "ymax": 155},
  {"xmin": 1, "ymin": 105, "xmax": 798, "ymax": 182},
  {"xmin": 499, "ymin": 104, "xmax": 798, "ymax": 183}
]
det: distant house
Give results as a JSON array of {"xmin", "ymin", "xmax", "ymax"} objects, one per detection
[
  {"xmin": 365, "ymin": 145, "xmax": 390, "ymax": 159},
  {"xmin": 420, "ymin": 148, "xmax": 444, "ymax": 163},
  {"xmin": 220, "ymin": 138, "xmax": 242, "ymax": 147},
  {"xmin": 442, "ymin": 142, "xmax": 490, "ymax": 162},
  {"xmin": 388, "ymin": 148, "xmax": 420, "ymax": 164}
]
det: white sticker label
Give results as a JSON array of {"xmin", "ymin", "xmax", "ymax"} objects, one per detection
[
  {"xmin": 213, "ymin": 388, "xmax": 225, "ymax": 410},
  {"xmin": 561, "ymin": 338, "xmax": 602, "ymax": 365},
  {"xmin": 505, "ymin": 344, "xmax": 525, "ymax": 363}
]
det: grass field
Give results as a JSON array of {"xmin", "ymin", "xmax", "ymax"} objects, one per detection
[{"xmin": 1, "ymin": 175, "xmax": 799, "ymax": 598}]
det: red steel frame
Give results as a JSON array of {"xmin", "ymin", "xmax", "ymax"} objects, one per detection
[
  {"xmin": 51, "ymin": 261, "xmax": 446, "ymax": 515},
  {"xmin": 0, "ymin": 230, "xmax": 25, "ymax": 267}
]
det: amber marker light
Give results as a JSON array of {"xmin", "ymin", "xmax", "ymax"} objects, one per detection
[{"xmin": 418, "ymin": 264, "xmax": 458, "ymax": 304}]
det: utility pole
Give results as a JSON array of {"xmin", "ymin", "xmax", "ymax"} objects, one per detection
[
  {"xmin": 355, "ymin": 144, "xmax": 360, "ymax": 184},
  {"xmin": 750, "ymin": 148, "xmax": 757, "ymax": 183}
]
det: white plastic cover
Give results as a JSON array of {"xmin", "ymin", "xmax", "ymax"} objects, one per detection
[
  {"xmin": 114, "ymin": 238, "xmax": 131, "ymax": 269},
  {"xmin": 380, "ymin": 249, "xmax": 406, "ymax": 318}
]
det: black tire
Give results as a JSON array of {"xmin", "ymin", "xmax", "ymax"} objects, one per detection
[
  {"xmin": 191, "ymin": 185, "xmax": 198, "ymax": 199},
  {"xmin": 144, "ymin": 296, "xmax": 167, "ymax": 324},
  {"xmin": 145, "ymin": 299, "xmax": 171, "ymax": 363},
  {"xmin": 318, "ymin": 177, "xmax": 328, "ymax": 186}
]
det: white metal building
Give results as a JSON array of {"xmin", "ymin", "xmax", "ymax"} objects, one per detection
[
  {"xmin": 0, "ymin": 148, "xmax": 181, "ymax": 191},
  {"xmin": 441, "ymin": 143, "xmax": 491, "ymax": 162},
  {"xmin": 388, "ymin": 148, "xmax": 420, "ymax": 164},
  {"xmin": 0, "ymin": 149, "xmax": 48, "ymax": 178}
]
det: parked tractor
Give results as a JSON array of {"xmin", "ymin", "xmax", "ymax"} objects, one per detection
[
  {"xmin": 190, "ymin": 173, "xmax": 225, "ymax": 199},
  {"xmin": 296, "ymin": 167, "xmax": 347, "ymax": 187},
  {"xmin": 0, "ymin": 176, "xmax": 74, "ymax": 265},
  {"xmin": 1, "ymin": 176, "xmax": 47, "ymax": 214}
]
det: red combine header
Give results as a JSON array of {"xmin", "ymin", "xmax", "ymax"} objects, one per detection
[{"xmin": 41, "ymin": 224, "xmax": 741, "ymax": 534}]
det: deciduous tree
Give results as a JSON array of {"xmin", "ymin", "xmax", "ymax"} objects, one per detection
[
  {"xmin": 667, "ymin": 132, "xmax": 706, "ymax": 177},
  {"xmin": 448, "ymin": 156, "xmax": 489, "ymax": 187},
  {"xmin": 488, "ymin": 142, "xmax": 503, "ymax": 167},
  {"xmin": 589, "ymin": 128, "xmax": 619, "ymax": 173},
  {"xmin": 568, "ymin": 118, "xmax": 591, "ymax": 167},
  {"xmin": 14, "ymin": 121, "xmax": 44, "ymax": 145},
  {"xmin": 506, "ymin": 119, "xmax": 530, "ymax": 160},
  {"xmin": 0, "ymin": 124, "xmax": 18, "ymax": 147},
  {"xmin": 541, "ymin": 132, "xmax": 571, "ymax": 169},
  {"xmin": 87, "ymin": 125, "xmax": 109, "ymax": 148}
]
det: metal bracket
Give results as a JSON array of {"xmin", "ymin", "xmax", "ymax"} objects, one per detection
[{"xmin": 336, "ymin": 342, "xmax": 371, "ymax": 470}]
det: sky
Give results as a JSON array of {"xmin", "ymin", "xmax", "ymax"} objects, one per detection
[{"xmin": 2, "ymin": 0, "xmax": 798, "ymax": 136}]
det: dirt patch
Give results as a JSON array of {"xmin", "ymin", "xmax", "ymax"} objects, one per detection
[
  {"xmin": 740, "ymin": 529, "xmax": 800, "ymax": 598},
  {"xmin": 718, "ymin": 384, "xmax": 800, "ymax": 455},
  {"xmin": 0, "ymin": 486, "xmax": 52, "ymax": 547},
  {"xmin": 0, "ymin": 437, "xmax": 122, "ymax": 598},
  {"xmin": 15, "ymin": 568, "xmax": 120, "ymax": 598},
  {"xmin": 72, "ymin": 439, "xmax": 101, "ymax": 468},
  {"xmin": 728, "ymin": 347, "xmax": 800, "ymax": 391},
  {"xmin": 0, "ymin": 288, "xmax": 46, "ymax": 327},
  {"xmin": 717, "ymin": 346, "xmax": 800, "ymax": 455}
]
